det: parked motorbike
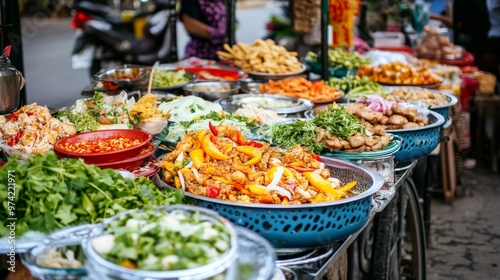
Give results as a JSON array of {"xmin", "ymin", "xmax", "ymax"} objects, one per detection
[{"xmin": 70, "ymin": 0, "xmax": 178, "ymax": 76}]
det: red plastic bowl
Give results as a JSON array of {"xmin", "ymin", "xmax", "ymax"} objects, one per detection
[
  {"xmin": 54, "ymin": 129, "xmax": 152, "ymax": 164},
  {"xmin": 180, "ymin": 67, "xmax": 248, "ymax": 81},
  {"xmin": 94, "ymin": 143, "xmax": 156, "ymax": 171}
]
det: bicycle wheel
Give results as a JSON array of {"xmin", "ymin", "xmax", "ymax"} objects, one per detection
[{"xmin": 397, "ymin": 178, "xmax": 427, "ymax": 280}]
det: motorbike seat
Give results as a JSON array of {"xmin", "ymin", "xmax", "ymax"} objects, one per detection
[
  {"xmin": 85, "ymin": 20, "xmax": 164, "ymax": 54},
  {"xmin": 73, "ymin": 1, "xmax": 121, "ymax": 25}
]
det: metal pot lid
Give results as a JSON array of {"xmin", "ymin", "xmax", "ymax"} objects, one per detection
[{"xmin": 215, "ymin": 93, "xmax": 313, "ymax": 114}]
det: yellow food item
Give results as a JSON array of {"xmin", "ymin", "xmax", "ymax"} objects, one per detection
[
  {"xmin": 189, "ymin": 148, "xmax": 205, "ymax": 169},
  {"xmin": 201, "ymin": 135, "xmax": 229, "ymax": 160},
  {"xmin": 130, "ymin": 93, "xmax": 169, "ymax": 121},
  {"xmin": 235, "ymin": 145, "xmax": 262, "ymax": 166},
  {"xmin": 217, "ymin": 39, "xmax": 303, "ymax": 74},
  {"xmin": 303, "ymin": 172, "xmax": 343, "ymax": 197}
]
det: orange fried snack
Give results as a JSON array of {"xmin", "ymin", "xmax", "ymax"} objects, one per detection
[
  {"xmin": 356, "ymin": 61, "xmax": 442, "ymax": 85},
  {"xmin": 259, "ymin": 77, "xmax": 343, "ymax": 103}
]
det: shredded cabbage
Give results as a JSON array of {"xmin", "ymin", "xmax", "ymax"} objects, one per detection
[
  {"xmin": 165, "ymin": 118, "xmax": 254, "ymax": 143},
  {"xmin": 158, "ymin": 96, "xmax": 223, "ymax": 122}
]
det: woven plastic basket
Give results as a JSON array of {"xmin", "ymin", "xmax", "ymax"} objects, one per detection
[
  {"xmin": 387, "ymin": 111, "xmax": 445, "ymax": 162},
  {"xmin": 430, "ymin": 92, "xmax": 458, "ymax": 121},
  {"xmin": 154, "ymin": 157, "xmax": 384, "ymax": 249}
]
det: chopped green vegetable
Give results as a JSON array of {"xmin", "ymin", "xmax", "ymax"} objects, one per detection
[
  {"xmin": 306, "ymin": 49, "xmax": 370, "ymax": 69},
  {"xmin": 96, "ymin": 208, "xmax": 231, "ymax": 271},
  {"xmin": 0, "ymin": 152, "xmax": 185, "ymax": 237},
  {"xmin": 56, "ymin": 109, "xmax": 99, "ymax": 132},
  {"xmin": 152, "ymin": 69, "xmax": 189, "ymax": 88}
]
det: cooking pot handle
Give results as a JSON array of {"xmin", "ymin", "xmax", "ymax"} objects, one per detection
[{"xmin": 17, "ymin": 70, "xmax": 25, "ymax": 90}]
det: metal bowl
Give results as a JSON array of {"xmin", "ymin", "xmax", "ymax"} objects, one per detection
[
  {"xmin": 151, "ymin": 69, "xmax": 197, "ymax": 91},
  {"xmin": 183, "ymin": 81, "xmax": 240, "ymax": 101},
  {"xmin": 83, "ymin": 205, "xmax": 239, "ymax": 280},
  {"xmin": 154, "ymin": 157, "xmax": 384, "ymax": 249},
  {"xmin": 215, "ymin": 93, "xmax": 313, "ymax": 115},
  {"xmin": 21, "ymin": 238, "xmax": 87, "ymax": 280},
  {"xmin": 92, "ymin": 65, "xmax": 149, "ymax": 88}
]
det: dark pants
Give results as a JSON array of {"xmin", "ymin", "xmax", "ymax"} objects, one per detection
[{"xmin": 476, "ymin": 37, "xmax": 500, "ymax": 81}]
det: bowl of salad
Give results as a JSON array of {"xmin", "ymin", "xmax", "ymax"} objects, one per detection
[{"xmin": 82, "ymin": 205, "xmax": 239, "ymax": 280}]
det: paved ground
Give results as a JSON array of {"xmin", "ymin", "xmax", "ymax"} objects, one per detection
[{"xmin": 427, "ymin": 159, "xmax": 500, "ymax": 280}]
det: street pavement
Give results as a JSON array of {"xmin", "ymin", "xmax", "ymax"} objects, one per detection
[
  {"xmin": 16, "ymin": 4, "xmax": 500, "ymax": 280},
  {"xmin": 427, "ymin": 160, "xmax": 500, "ymax": 280}
]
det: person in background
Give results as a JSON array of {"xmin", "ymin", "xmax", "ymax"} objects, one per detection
[
  {"xmin": 428, "ymin": 0, "xmax": 453, "ymax": 27},
  {"xmin": 179, "ymin": 0, "xmax": 227, "ymax": 60},
  {"xmin": 453, "ymin": 0, "xmax": 490, "ymax": 63},
  {"xmin": 485, "ymin": 0, "xmax": 500, "ymax": 81}
]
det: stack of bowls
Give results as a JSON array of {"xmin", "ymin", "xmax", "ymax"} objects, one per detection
[{"xmin": 54, "ymin": 129, "xmax": 154, "ymax": 171}]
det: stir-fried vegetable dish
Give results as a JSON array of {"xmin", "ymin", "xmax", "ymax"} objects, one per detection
[{"xmin": 160, "ymin": 125, "xmax": 358, "ymax": 204}]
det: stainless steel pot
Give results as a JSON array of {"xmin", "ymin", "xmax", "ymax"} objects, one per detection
[{"xmin": 0, "ymin": 61, "xmax": 25, "ymax": 114}]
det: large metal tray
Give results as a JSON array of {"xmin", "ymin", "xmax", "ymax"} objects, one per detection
[{"xmin": 215, "ymin": 93, "xmax": 314, "ymax": 115}]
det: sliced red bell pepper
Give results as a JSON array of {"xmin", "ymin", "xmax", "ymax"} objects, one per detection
[
  {"xmin": 6, "ymin": 114, "xmax": 18, "ymax": 121},
  {"xmin": 311, "ymin": 153, "xmax": 322, "ymax": 162},
  {"xmin": 102, "ymin": 81, "xmax": 119, "ymax": 90},
  {"xmin": 210, "ymin": 134, "xmax": 218, "ymax": 145},
  {"xmin": 245, "ymin": 141, "xmax": 263, "ymax": 148},
  {"xmin": 206, "ymin": 186, "xmax": 220, "ymax": 198},
  {"xmin": 7, "ymin": 137, "xmax": 15, "ymax": 146},
  {"xmin": 208, "ymin": 121, "xmax": 218, "ymax": 136},
  {"xmin": 15, "ymin": 130, "xmax": 23, "ymax": 141}
]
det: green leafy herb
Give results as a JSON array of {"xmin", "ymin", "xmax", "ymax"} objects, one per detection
[
  {"xmin": 0, "ymin": 152, "xmax": 185, "ymax": 237},
  {"xmin": 260, "ymin": 120, "xmax": 323, "ymax": 154},
  {"xmin": 312, "ymin": 105, "xmax": 366, "ymax": 140}
]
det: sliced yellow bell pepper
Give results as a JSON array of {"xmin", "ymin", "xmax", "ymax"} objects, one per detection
[
  {"xmin": 189, "ymin": 149, "xmax": 204, "ymax": 169},
  {"xmin": 303, "ymin": 172, "xmax": 344, "ymax": 196},
  {"xmin": 339, "ymin": 180, "xmax": 357, "ymax": 192},
  {"xmin": 236, "ymin": 145, "xmax": 262, "ymax": 165},
  {"xmin": 264, "ymin": 166, "xmax": 295, "ymax": 185},
  {"xmin": 161, "ymin": 161, "xmax": 175, "ymax": 173},
  {"xmin": 196, "ymin": 130, "xmax": 207, "ymax": 143},
  {"xmin": 201, "ymin": 135, "xmax": 229, "ymax": 160},
  {"xmin": 247, "ymin": 184, "xmax": 267, "ymax": 195},
  {"xmin": 120, "ymin": 259, "xmax": 136, "ymax": 269},
  {"xmin": 212, "ymin": 176, "xmax": 233, "ymax": 185},
  {"xmin": 310, "ymin": 193, "xmax": 326, "ymax": 203},
  {"xmin": 174, "ymin": 176, "xmax": 180, "ymax": 189}
]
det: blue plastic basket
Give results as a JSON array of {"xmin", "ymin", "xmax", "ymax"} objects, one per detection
[
  {"xmin": 387, "ymin": 111, "xmax": 445, "ymax": 162},
  {"xmin": 430, "ymin": 92, "xmax": 458, "ymax": 121},
  {"xmin": 154, "ymin": 157, "xmax": 384, "ymax": 249}
]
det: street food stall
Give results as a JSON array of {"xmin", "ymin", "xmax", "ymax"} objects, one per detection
[{"xmin": 1, "ymin": 0, "xmax": 488, "ymax": 279}]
